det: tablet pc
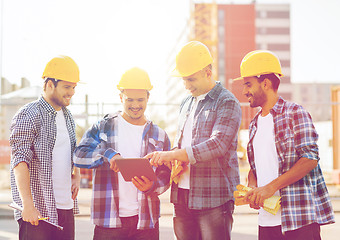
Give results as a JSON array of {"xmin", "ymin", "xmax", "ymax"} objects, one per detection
[{"xmin": 115, "ymin": 158, "xmax": 157, "ymax": 182}]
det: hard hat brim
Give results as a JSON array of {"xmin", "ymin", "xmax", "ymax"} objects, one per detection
[
  {"xmin": 233, "ymin": 77, "xmax": 243, "ymax": 81},
  {"xmin": 42, "ymin": 76, "xmax": 85, "ymax": 84},
  {"xmin": 232, "ymin": 72, "xmax": 284, "ymax": 82},
  {"xmin": 171, "ymin": 68, "xmax": 184, "ymax": 77},
  {"xmin": 117, "ymin": 85, "xmax": 153, "ymax": 91}
]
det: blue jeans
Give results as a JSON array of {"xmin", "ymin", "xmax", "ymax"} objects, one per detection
[
  {"xmin": 93, "ymin": 215, "xmax": 159, "ymax": 240},
  {"xmin": 173, "ymin": 188, "xmax": 234, "ymax": 240},
  {"xmin": 18, "ymin": 208, "xmax": 74, "ymax": 240}
]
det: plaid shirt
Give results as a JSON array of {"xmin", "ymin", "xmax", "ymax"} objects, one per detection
[
  {"xmin": 247, "ymin": 97, "xmax": 335, "ymax": 232},
  {"xmin": 74, "ymin": 112, "xmax": 171, "ymax": 229},
  {"xmin": 171, "ymin": 82, "xmax": 242, "ymax": 209},
  {"xmin": 10, "ymin": 96, "xmax": 79, "ymax": 225}
]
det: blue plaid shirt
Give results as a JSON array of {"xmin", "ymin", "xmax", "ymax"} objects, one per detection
[
  {"xmin": 171, "ymin": 82, "xmax": 242, "ymax": 209},
  {"xmin": 10, "ymin": 96, "xmax": 79, "ymax": 226},
  {"xmin": 74, "ymin": 112, "xmax": 171, "ymax": 229},
  {"xmin": 247, "ymin": 97, "xmax": 335, "ymax": 232}
]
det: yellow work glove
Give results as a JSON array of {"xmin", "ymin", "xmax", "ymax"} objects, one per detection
[
  {"xmin": 170, "ymin": 160, "xmax": 188, "ymax": 184},
  {"xmin": 233, "ymin": 184, "xmax": 281, "ymax": 215}
]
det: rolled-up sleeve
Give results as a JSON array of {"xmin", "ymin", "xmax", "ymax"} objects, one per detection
[
  {"xmin": 9, "ymin": 112, "xmax": 36, "ymax": 170},
  {"xmin": 293, "ymin": 106, "xmax": 319, "ymax": 161},
  {"xmin": 74, "ymin": 122, "xmax": 119, "ymax": 169}
]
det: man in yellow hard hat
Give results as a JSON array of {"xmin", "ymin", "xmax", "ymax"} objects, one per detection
[
  {"xmin": 74, "ymin": 67, "xmax": 171, "ymax": 240},
  {"xmin": 10, "ymin": 55, "xmax": 81, "ymax": 240},
  {"xmin": 237, "ymin": 50, "xmax": 335, "ymax": 239},
  {"xmin": 146, "ymin": 41, "xmax": 242, "ymax": 240}
]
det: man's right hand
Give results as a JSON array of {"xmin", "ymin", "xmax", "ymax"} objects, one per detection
[
  {"xmin": 249, "ymin": 201, "xmax": 261, "ymax": 210},
  {"xmin": 13, "ymin": 162, "xmax": 42, "ymax": 226},
  {"xmin": 109, "ymin": 154, "xmax": 122, "ymax": 172},
  {"xmin": 22, "ymin": 204, "xmax": 41, "ymax": 226}
]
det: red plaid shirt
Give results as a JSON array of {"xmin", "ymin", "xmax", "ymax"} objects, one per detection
[{"xmin": 247, "ymin": 97, "xmax": 335, "ymax": 232}]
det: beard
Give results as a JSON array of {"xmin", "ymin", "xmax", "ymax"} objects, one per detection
[{"xmin": 249, "ymin": 88, "xmax": 267, "ymax": 108}]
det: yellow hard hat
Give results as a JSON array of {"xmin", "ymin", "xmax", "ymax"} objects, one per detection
[
  {"xmin": 235, "ymin": 50, "xmax": 283, "ymax": 80},
  {"xmin": 42, "ymin": 55, "xmax": 80, "ymax": 83},
  {"xmin": 117, "ymin": 67, "xmax": 153, "ymax": 91},
  {"xmin": 172, "ymin": 41, "xmax": 213, "ymax": 77}
]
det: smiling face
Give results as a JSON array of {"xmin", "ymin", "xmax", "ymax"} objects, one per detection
[
  {"xmin": 182, "ymin": 66, "xmax": 213, "ymax": 97},
  {"xmin": 44, "ymin": 79, "xmax": 77, "ymax": 110},
  {"xmin": 242, "ymin": 76, "xmax": 267, "ymax": 108},
  {"xmin": 120, "ymin": 89, "xmax": 149, "ymax": 125}
]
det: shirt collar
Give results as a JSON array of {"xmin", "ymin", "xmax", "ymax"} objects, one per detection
[
  {"xmin": 269, "ymin": 96, "xmax": 286, "ymax": 116},
  {"xmin": 199, "ymin": 81, "xmax": 221, "ymax": 101},
  {"xmin": 39, "ymin": 96, "xmax": 58, "ymax": 114},
  {"xmin": 108, "ymin": 111, "xmax": 152, "ymax": 125},
  {"xmin": 195, "ymin": 92, "xmax": 208, "ymax": 102},
  {"xmin": 253, "ymin": 96, "xmax": 286, "ymax": 120}
]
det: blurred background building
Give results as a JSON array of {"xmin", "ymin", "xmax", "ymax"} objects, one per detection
[{"xmin": 165, "ymin": 2, "xmax": 292, "ymax": 134}]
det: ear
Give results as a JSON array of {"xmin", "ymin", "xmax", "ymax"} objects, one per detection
[
  {"xmin": 45, "ymin": 79, "xmax": 54, "ymax": 91},
  {"xmin": 263, "ymin": 78, "xmax": 272, "ymax": 90},
  {"xmin": 205, "ymin": 67, "xmax": 212, "ymax": 78},
  {"xmin": 119, "ymin": 93, "xmax": 123, "ymax": 103}
]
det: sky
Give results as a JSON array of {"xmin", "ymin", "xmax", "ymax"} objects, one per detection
[
  {"xmin": 1, "ymin": 0, "xmax": 340, "ymax": 105},
  {"xmin": 0, "ymin": 0, "xmax": 190, "ymax": 104}
]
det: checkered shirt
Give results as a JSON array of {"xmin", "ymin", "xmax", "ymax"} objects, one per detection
[
  {"xmin": 247, "ymin": 97, "xmax": 335, "ymax": 232},
  {"xmin": 73, "ymin": 112, "xmax": 171, "ymax": 229},
  {"xmin": 10, "ymin": 96, "xmax": 79, "ymax": 225},
  {"xmin": 170, "ymin": 82, "xmax": 242, "ymax": 209}
]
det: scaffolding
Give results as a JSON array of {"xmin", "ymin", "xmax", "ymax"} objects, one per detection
[{"xmin": 189, "ymin": 0, "xmax": 218, "ymax": 81}]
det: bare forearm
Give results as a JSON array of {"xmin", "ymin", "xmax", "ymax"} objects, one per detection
[
  {"xmin": 13, "ymin": 162, "xmax": 34, "ymax": 207},
  {"xmin": 247, "ymin": 170, "xmax": 257, "ymax": 188},
  {"xmin": 73, "ymin": 166, "xmax": 80, "ymax": 177},
  {"xmin": 245, "ymin": 158, "xmax": 318, "ymax": 208},
  {"xmin": 172, "ymin": 149, "xmax": 189, "ymax": 162},
  {"xmin": 71, "ymin": 166, "xmax": 81, "ymax": 200},
  {"xmin": 269, "ymin": 157, "xmax": 318, "ymax": 192}
]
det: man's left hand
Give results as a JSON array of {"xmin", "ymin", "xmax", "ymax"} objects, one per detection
[
  {"xmin": 71, "ymin": 172, "xmax": 81, "ymax": 200},
  {"xmin": 132, "ymin": 176, "xmax": 153, "ymax": 192},
  {"xmin": 244, "ymin": 184, "xmax": 276, "ymax": 208}
]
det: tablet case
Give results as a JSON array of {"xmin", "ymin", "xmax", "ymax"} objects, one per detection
[{"xmin": 115, "ymin": 158, "xmax": 157, "ymax": 182}]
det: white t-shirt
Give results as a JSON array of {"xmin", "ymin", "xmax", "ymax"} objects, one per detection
[
  {"xmin": 117, "ymin": 114, "xmax": 145, "ymax": 217},
  {"xmin": 253, "ymin": 113, "xmax": 281, "ymax": 226},
  {"xmin": 178, "ymin": 94, "xmax": 206, "ymax": 189},
  {"xmin": 52, "ymin": 110, "xmax": 73, "ymax": 209}
]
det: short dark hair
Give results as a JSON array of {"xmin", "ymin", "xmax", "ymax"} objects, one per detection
[
  {"xmin": 43, "ymin": 78, "xmax": 59, "ymax": 91},
  {"xmin": 256, "ymin": 73, "xmax": 280, "ymax": 91}
]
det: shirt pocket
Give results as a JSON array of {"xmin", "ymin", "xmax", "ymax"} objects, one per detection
[
  {"xmin": 196, "ymin": 109, "xmax": 216, "ymax": 138},
  {"xmin": 276, "ymin": 128, "xmax": 295, "ymax": 170},
  {"xmin": 98, "ymin": 132, "xmax": 108, "ymax": 150},
  {"xmin": 99, "ymin": 132, "xmax": 108, "ymax": 142}
]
